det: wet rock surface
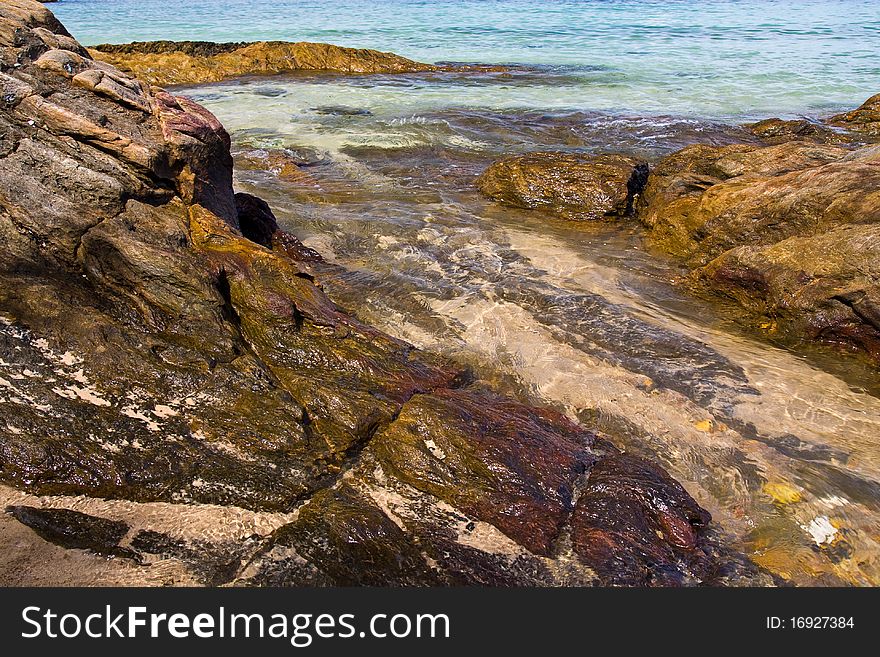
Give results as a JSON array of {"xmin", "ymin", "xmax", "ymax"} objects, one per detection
[
  {"xmin": 637, "ymin": 133, "xmax": 880, "ymax": 362},
  {"xmin": 0, "ymin": 0, "xmax": 764, "ymax": 586},
  {"xmin": 829, "ymin": 93, "xmax": 880, "ymax": 138},
  {"xmin": 478, "ymin": 152, "xmax": 648, "ymax": 220},
  {"xmin": 745, "ymin": 117, "xmax": 849, "ymax": 145},
  {"xmin": 7, "ymin": 505, "xmax": 135, "ymax": 559},
  {"xmin": 473, "ymin": 110, "xmax": 880, "ymax": 363},
  {"xmin": 89, "ymin": 40, "xmax": 439, "ymax": 87}
]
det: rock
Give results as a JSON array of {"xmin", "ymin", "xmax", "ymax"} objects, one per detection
[
  {"xmin": 129, "ymin": 529, "xmax": 259, "ymax": 586},
  {"xmin": 312, "ymin": 105, "xmax": 373, "ymax": 116},
  {"xmin": 7, "ymin": 506, "xmax": 136, "ymax": 559},
  {"xmin": 638, "ymin": 133, "xmax": 880, "ymax": 361},
  {"xmin": 745, "ymin": 117, "xmax": 847, "ymax": 145},
  {"xmin": 89, "ymin": 40, "xmax": 438, "ymax": 87},
  {"xmin": 371, "ymin": 388, "xmax": 598, "ymax": 556},
  {"xmin": 637, "ymin": 141, "xmax": 851, "ymax": 258},
  {"xmin": 477, "ymin": 152, "xmax": 649, "ymax": 220},
  {"xmin": 829, "ymin": 92, "xmax": 880, "ymax": 138},
  {"xmin": 0, "ymin": 1, "xmax": 763, "ymax": 585},
  {"xmin": 234, "ymin": 191, "xmax": 322, "ymax": 260},
  {"xmin": 699, "ymin": 223, "xmax": 880, "ymax": 359},
  {"xmin": 570, "ymin": 454, "xmax": 713, "ymax": 585},
  {"xmin": 249, "ymin": 483, "xmax": 444, "ymax": 586},
  {"xmin": 235, "ymin": 147, "xmax": 320, "ymax": 185}
]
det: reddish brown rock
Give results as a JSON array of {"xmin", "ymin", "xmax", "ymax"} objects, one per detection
[
  {"xmin": 571, "ymin": 454, "xmax": 712, "ymax": 586},
  {"xmin": 371, "ymin": 388, "xmax": 598, "ymax": 556}
]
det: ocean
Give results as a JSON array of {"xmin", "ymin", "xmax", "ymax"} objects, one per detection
[{"xmin": 54, "ymin": 0, "xmax": 879, "ymax": 118}]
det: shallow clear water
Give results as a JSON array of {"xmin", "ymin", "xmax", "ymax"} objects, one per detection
[
  {"xmin": 48, "ymin": 0, "xmax": 880, "ymax": 584},
  {"xmin": 169, "ymin": 71, "xmax": 880, "ymax": 585},
  {"xmin": 56, "ymin": 0, "xmax": 880, "ymax": 118}
]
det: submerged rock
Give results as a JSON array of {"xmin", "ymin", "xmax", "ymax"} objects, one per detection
[
  {"xmin": 477, "ymin": 152, "xmax": 649, "ymax": 220},
  {"xmin": 7, "ymin": 506, "xmax": 136, "ymax": 559},
  {"xmin": 89, "ymin": 40, "xmax": 438, "ymax": 86},
  {"xmin": 235, "ymin": 147, "xmax": 320, "ymax": 185},
  {"xmin": 637, "ymin": 121, "xmax": 880, "ymax": 361},
  {"xmin": 0, "ymin": 0, "xmax": 766, "ymax": 586}
]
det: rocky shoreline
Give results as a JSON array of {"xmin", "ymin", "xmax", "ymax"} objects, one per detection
[
  {"xmin": 476, "ymin": 102, "xmax": 880, "ymax": 366},
  {"xmin": 3, "ymin": 0, "xmax": 878, "ymax": 587},
  {"xmin": 89, "ymin": 40, "xmax": 439, "ymax": 86},
  {"xmin": 88, "ymin": 40, "xmax": 508, "ymax": 87},
  {"xmin": 0, "ymin": 0, "xmax": 776, "ymax": 586}
]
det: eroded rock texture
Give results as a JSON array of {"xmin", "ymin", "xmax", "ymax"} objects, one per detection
[
  {"xmin": 830, "ymin": 93, "xmax": 880, "ymax": 138},
  {"xmin": 0, "ymin": 0, "xmax": 765, "ymax": 586},
  {"xmin": 745, "ymin": 118, "xmax": 849, "ymax": 145},
  {"xmin": 638, "ymin": 135, "xmax": 880, "ymax": 362},
  {"xmin": 89, "ymin": 40, "xmax": 438, "ymax": 86}
]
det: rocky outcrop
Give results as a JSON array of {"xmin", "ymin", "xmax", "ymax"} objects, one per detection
[
  {"xmin": 0, "ymin": 0, "xmax": 761, "ymax": 586},
  {"xmin": 745, "ymin": 117, "xmax": 848, "ymax": 145},
  {"xmin": 89, "ymin": 40, "xmax": 438, "ymax": 86},
  {"xmin": 477, "ymin": 152, "xmax": 649, "ymax": 220},
  {"xmin": 829, "ymin": 93, "xmax": 880, "ymax": 138},
  {"xmin": 638, "ymin": 134, "xmax": 880, "ymax": 362},
  {"xmin": 636, "ymin": 141, "xmax": 852, "ymax": 259}
]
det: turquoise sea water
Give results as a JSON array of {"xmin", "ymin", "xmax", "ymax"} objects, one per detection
[{"xmin": 54, "ymin": 0, "xmax": 880, "ymax": 118}]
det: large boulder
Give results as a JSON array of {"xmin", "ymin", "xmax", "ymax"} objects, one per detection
[
  {"xmin": 477, "ymin": 152, "xmax": 649, "ymax": 220},
  {"xmin": 700, "ymin": 223, "xmax": 880, "ymax": 358},
  {"xmin": 89, "ymin": 40, "xmax": 438, "ymax": 86},
  {"xmin": 0, "ymin": 0, "xmax": 762, "ymax": 585},
  {"xmin": 638, "ymin": 127, "xmax": 880, "ymax": 361},
  {"xmin": 637, "ymin": 141, "xmax": 854, "ymax": 260}
]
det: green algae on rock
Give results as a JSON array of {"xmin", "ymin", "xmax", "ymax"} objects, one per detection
[{"xmin": 0, "ymin": 0, "xmax": 766, "ymax": 586}]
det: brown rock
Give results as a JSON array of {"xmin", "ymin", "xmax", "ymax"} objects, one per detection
[
  {"xmin": 477, "ymin": 152, "xmax": 649, "ymax": 220},
  {"xmin": 745, "ymin": 117, "xmax": 847, "ymax": 145},
  {"xmin": 89, "ymin": 40, "xmax": 438, "ymax": 87},
  {"xmin": 371, "ymin": 388, "xmax": 597, "ymax": 556},
  {"xmin": 700, "ymin": 223, "xmax": 880, "ymax": 359},
  {"xmin": 571, "ymin": 454, "xmax": 712, "ymax": 586},
  {"xmin": 236, "ymin": 147, "xmax": 320, "ymax": 185},
  {"xmin": 829, "ymin": 92, "xmax": 880, "ymax": 138},
  {"xmin": 0, "ymin": 1, "xmax": 763, "ymax": 586},
  {"xmin": 638, "ymin": 134, "xmax": 880, "ymax": 361},
  {"xmin": 638, "ymin": 141, "xmax": 853, "ymax": 260}
]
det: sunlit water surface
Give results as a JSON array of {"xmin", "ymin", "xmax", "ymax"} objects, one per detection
[{"xmin": 56, "ymin": 0, "xmax": 880, "ymax": 118}]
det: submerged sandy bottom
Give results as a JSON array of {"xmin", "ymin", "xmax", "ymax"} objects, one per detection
[{"xmin": 193, "ymin": 76, "xmax": 880, "ymax": 585}]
